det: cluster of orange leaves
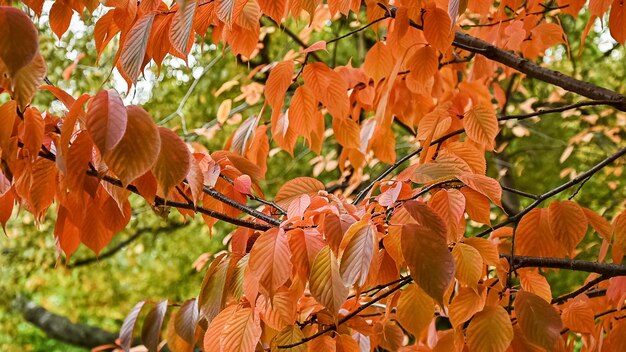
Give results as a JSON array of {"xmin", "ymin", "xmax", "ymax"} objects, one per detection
[{"xmin": 2, "ymin": 0, "xmax": 626, "ymax": 351}]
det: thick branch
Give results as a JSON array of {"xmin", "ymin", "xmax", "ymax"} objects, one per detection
[
  {"xmin": 13, "ymin": 296, "xmax": 121, "ymax": 349},
  {"xmin": 502, "ymin": 255, "xmax": 626, "ymax": 276},
  {"xmin": 451, "ymin": 32, "xmax": 626, "ymax": 110}
]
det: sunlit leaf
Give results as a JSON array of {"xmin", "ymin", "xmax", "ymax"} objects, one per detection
[
  {"xmin": 466, "ymin": 306, "xmax": 513, "ymax": 352},
  {"xmin": 309, "ymin": 246, "xmax": 349, "ymax": 315}
]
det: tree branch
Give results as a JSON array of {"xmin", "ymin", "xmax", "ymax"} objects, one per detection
[
  {"xmin": 278, "ymin": 276, "xmax": 412, "ymax": 348},
  {"xmin": 13, "ymin": 296, "xmax": 122, "ymax": 349},
  {"xmin": 202, "ymin": 186, "xmax": 282, "ymax": 227},
  {"xmin": 353, "ymin": 98, "xmax": 620, "ymax": 206},
  {"xmin": 68, "ymin": 222, "xmax": 186, "ymax": 268},
  {"xmin": 502, "ymin": 255, "xmax": 626, "ymax": 276},
  {"xmin": 450, "ymin": 31, "xmax": 626, "ymax": 110},
  {"xmin": 477, "ymin": 146, "xmax": 626, "ymax": 237},
  {"xmin": 552, "ymin": 275, "xmax": 609, "ymax": 305},
  {"xmin": 498, "ymin": 100, "xmax": 620, "ymax": 121}
]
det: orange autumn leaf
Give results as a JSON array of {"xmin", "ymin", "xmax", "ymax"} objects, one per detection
[
  {"xmin": 466, "ymin": 306, "xmax": 513, "ymax": 352},
  {"xmin": 86, "ymin": 89, "xmax": 128, "ymax": 157},
  {"xmin": 105, "ymin": 106, "xmax": 162, "ymax": 186},
  {"xmin": 309, "ymin": 246, "xmax": 349, "ymax": 315},
  {"xmin": 548, "ymin": 200, "xmax": 587, "ymax": 256},
  {"xmin": 402, "ymin": 223, "xmax": 455, "ymax": 305},
  {"xmin": 152, "ymin": 127, "xmax": 191, "ymax": 197},
  {"xmin": 0, "ymin": 6, "xmax": 39, "ymax": 76}
]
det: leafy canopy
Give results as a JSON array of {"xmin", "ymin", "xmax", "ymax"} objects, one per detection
[{"xmin": 1, "ymin": 0, "xmax": 626, "ymax": 351}]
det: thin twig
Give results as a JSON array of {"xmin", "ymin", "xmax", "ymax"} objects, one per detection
[
  {"xmin": 552, "ymin": 275, "xmax": 609, "ymax": 304},
  {"xmin": 501, "ymin": 185, "xmax": 539, "ymax": 200},
  {"xmin": 278, "ymin": 276, "xmax": 412, "ymax": 348},
  {"xmin": 476, "ymin": 147, "xmax": 626, "ymax": 237},
  {"xmin": 68, "ymin": 222, "xmax": 186, "ymax": 268}
]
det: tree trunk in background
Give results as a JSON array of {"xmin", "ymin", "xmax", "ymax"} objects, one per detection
[{"xmin": 13, "ymin": 296, "xmax": 120, "ymax": 349}]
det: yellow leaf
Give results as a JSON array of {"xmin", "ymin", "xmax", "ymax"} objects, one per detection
[
  {"xmin": 452, "ymin": 243, "xmax": 482, "ymax": 288},
  {"xmin": 396, "ymin": 283, "xmax": 434, "ymax": 337},
  {"xmin": 466, "ymin": 306, "xmax": 513, "ymax": 352},
  {"xmin": 271, "ymin": 325, "xmax": 306, "ymax": 351},
  {"xmin": 309, "ymin": 246, "xmax": 349, "ymax": 315}
]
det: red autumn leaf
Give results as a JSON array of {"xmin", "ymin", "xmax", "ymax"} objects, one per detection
[
  {"xmin": 105, "ymin": 106, "xmax": 162, "ymax": 185},
  {"xmin": 118, "ymin": 14, "xmax": 155, "ymax": 84},
  {"xmin": 514, "ymin": 291, "xmax": 563, "ymax": 350},
  {"xmin": 86, "ymin": 89, "xmax": 128, "ymax": 157},
  {"xmin": 152, "ymin": 127, "xmax": 191, "ymax": 197},
  {"xmin": 119, "ymin": 302, "xmax": 147, "ymax": 352},
  {"xmin": 303, "ymin": 62, "xmax": 350, "ymax": 120},
  {"xmin": 141, "ymin": 299, "xmax": 168, "ymax": 352},
  {"xmin": 170, "ymin": 0, "xmax": 197, "ymax": 57},
  {"xmin": 50, "ymin": 1, "xmax": 73, "ymax": 39},
  {"xmin": 0, "ymin": 6, "xmax": 39, "ymax": 76}
]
